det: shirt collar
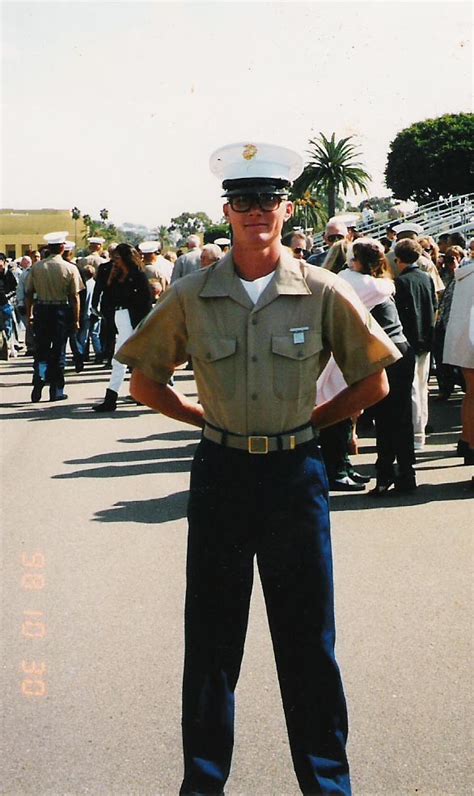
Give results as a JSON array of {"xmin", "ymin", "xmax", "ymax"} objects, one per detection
[{"xmin": 199, "ymin": 247, "xmax": 312, "ymax": 309}]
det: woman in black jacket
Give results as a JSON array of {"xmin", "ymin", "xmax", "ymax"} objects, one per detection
[
  {"xmin": 92, "ymin": 243, "xmax": 152, "ymax": 412},
  {"xmin": 342, "ymin": 238, "xmax": 417, "ymax": 495}
]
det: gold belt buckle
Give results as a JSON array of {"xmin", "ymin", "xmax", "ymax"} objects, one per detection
[{"xmin": 248, "ymin": 435, "xmax": 269, "ymax": 454}]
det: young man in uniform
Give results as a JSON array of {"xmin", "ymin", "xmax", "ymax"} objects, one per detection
[
  {"xmin": 116, "ymin": 143, "xmax": 401, "ymax": 795},
  {"xmin": 26, "ymin": 231, "xmax": 82, "ymax": 402}
]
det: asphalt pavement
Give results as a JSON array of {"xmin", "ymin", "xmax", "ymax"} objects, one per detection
[{"xmin": 1, "ymin": 352, "xmax": 472, "ymax": 795}]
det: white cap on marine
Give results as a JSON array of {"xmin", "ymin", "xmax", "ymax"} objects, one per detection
[
  {"xmin": 88, "ymin": 236, "xmax": 106, "ymax": 244},
  {"xmin": 138, "ymin": 240, "xmax": 161, "ymax": 254},
  {"xmin": 43, "ymin": 231, "xmax": 69, "ymax": 244},
  {"xmin": 392, "ymin": 222, "xmax": 424, "ymax": 236},
  {"xmin": 210, "ymin": 142, "xmax": 303, "ymax": 194}
]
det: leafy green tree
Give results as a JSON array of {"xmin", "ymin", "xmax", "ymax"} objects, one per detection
[
  {"xmin": 357, "ymin": 196, "xmax": 395, "ymax": 214},
  {"xmin": 292, "ymin": 133, "xmax": 371, "ymax": 218},
  {"xmin": 285, "ymin": 190, "xmax": 327, "ymax": 237},
  {"xmin": 203, "ymin": 222, "xmax": 231, "ymax": 244},
  {"xmin": 169, "ymin": 211, "xmax": 213, "ymax": 238},
  {"xmin": 385, "ymin": 113, "xmax": 474, "ymax": 203}
]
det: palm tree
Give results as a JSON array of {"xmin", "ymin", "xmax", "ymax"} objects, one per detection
[{"xmin": 292, "ymin": 133, "xmax": 371, "ymax": 218}]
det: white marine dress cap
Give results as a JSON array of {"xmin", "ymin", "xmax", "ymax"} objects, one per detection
[
  {"xmin": 392, "ymin": 222, "xmax": 424, "ymax": 235},
  {"xmin": 138, "ymin": 240, "xmax": 161, "ymax": 253},
  {"xmin": 88, "ymin": 236, "xmax": 106, "ymax": 244},
  {"xmin": 214, "ymin": 237, "xmax": 231, "ymax": 246},
  {"xmin": 63, "ymin": 240, "xmax": 76, "ymax": 251},
  {"xmin": 210, "ymin": 142, "xmax": 303, "ymax": 183},
  {"xmin": 43, "ymin": 231, "xmax": 69, "ymax": 244}
]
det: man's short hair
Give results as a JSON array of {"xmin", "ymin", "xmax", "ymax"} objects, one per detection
[
  {"xmin": 187, "ymin": 235, "xmax": 201, "ymax": 248},
  {"xmin": 449, "ymin": 231, "xmax": 466, "ymax": 249},
  {"xmin": 49, "ymin": 243, "xmax": 64, "ymax": 254},
  {"xmin": 394, "ymin": 239, "xmax": 422, "ymax": 265}
]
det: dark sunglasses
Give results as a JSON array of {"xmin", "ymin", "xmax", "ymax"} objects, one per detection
[
  {"xmin": 227, "ymin": 193, "xmax": 285, "ymax": 213},
  {"xmin": 326, "ymin": 234, "xmax": 345, "ymax": 243},
  {"xmin": 293, "ymin": 247, "xmax": 306, "ymax": 255}
]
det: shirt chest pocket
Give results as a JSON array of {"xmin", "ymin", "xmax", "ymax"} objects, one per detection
[
  {"xmin": 187, "ymin": 335, "xmax": 237, "ymax": 400},
  {"xmin": 272, "ymin": 330, "xmax": 323, "ymax": 400}
]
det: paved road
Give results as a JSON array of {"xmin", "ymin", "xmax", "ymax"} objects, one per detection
[{"xmin": 1, "ymin": 354, "xmax": 472, "ymax": 795}]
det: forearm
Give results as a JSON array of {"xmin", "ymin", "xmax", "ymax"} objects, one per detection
[
  {"xmin": 130, "ymin": 369, "xmax": 205, "ymax": 428},
  {"xmin": 311, "ymin": 369, "xmax": 389, "ymax": 429},
  {"xmin": 71, "ymin": 295, "xmax": 80, "ymax": 327},
  {"xmin": 25, "ymin": 295, "xmax": 33, "ymax": 322}
]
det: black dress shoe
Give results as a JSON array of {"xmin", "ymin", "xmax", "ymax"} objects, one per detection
[
  {"xmin": 369, "ymin": 481, "xmax": 394, "ymax": 496},
  {"xmin": 457, "ymin": 439, "xmax": 469, "ymax": 456},
  {"xmin": 31, "ymin": 384, "xmax": 43, "ymax": 402},
  {"xmin": 348, "ymin": 470, "xmax": 371, "ymax": 484},
  {"xmin": 329, "ymin": 476, "xmax": 366, "ymax": 492}
]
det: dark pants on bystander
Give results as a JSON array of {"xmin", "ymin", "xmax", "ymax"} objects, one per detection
[
  {"xmin": 371, "ymin": 345, "xmax": 416, "ymax": 485},
  {"xmin": 32, "ymin": 304, "xmax": 72, "ymax": 397},
  {"xmin": 180, "ymin": 436, "xmax": 351, "ymax": 796}
]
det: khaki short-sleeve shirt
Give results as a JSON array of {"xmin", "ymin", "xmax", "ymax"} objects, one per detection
[
  {"xmin": 116, "ymin": 249, "xmax": 401, "ymax": 435},
  {"xmin": 26, "ymin": 255, "xmax": 83, "ymax": 302}
]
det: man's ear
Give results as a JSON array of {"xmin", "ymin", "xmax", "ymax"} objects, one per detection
[
  {"xmin": 284, "ymin": 201, "xmax": 294, "ymax": 221},
  {"xmin": 223, "ymin": 203, "xmax": 230, "ymax": 219}
]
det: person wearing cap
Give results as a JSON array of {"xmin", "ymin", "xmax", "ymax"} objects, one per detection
[
  {"xmin": 213, "ymin": 236, "xmax": 231, "ymax": 253},
  {"xmin": 116, "ymin": 141, "xmax": 401, "ymax": 796},
  {"xmin": 138, "ymin": 240, "xmax": 173, "ymax": 292},
  {"xmin": 170, "ymin": 234, "xmax": 202, "ymax": 283},
  {"xmin": 86, "ymin": 236, "xmax": 107, "ymax": 270},
  {"xmin": 25, "ymin": 232, "xmax": 82, "ymax": 401},
  {"xmin": 62, "ymin": 240, "xmax": 77, "ymax": 263}
]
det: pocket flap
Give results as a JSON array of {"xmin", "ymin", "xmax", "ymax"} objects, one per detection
[
  {"xmin": 187, "ymin": 336, "xmax": 237, "ymax": 362},
  {"xmin": 272, "ymin": 330, "xmax": 322, "ymax": 361}
]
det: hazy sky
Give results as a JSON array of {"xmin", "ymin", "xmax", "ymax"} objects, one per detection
[{"xmin": 1, "ymin": 0, "xmax": 472, "ymax": 228}]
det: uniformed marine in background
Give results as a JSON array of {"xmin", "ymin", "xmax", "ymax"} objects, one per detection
[
  {"xmin": 138, "ymin": 240, "xmax": 173, "ymax": 295},
  {"xmin": 117, "ymin": 142, "xmax": 401, "ymax": 795},
  {"xmin": 26, "ymin": 231, "xmax": 82, "ymax": 401}
]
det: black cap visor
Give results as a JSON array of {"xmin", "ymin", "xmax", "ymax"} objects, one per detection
[{"xmin": 222, "ymin": 177, "xmax": 291, "ymax": 198}]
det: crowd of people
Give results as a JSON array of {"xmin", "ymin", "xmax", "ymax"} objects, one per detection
[
  {"xmin": 285, "ymin": 219, "xmax": 474, "ymax": 478},
  {"xmin": 0, "ymin": 211, "xmax": 472, "ymax": 476}
]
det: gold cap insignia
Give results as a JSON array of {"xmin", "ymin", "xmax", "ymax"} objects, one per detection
[{"xmin": 242, "ymin": 144, "xmax": 258, "ymax": 161}]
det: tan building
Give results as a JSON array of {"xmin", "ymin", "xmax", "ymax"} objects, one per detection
[{"xmin": 0, "ymin": 209, "xmax": 87, "ymax": 258}]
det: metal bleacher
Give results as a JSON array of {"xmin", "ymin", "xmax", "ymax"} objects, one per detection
[{"xmin": 310, "ymin": 193, "xmax": 474, "ymax": 249}]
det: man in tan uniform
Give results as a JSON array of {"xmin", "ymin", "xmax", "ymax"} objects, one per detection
[
  {"xmin": 26, "ymin": 231, "xmax": 82, "ymax": 401},
  {"xmin": 117, "ymin": 143, "xmax": 400, "ymax": 795}
]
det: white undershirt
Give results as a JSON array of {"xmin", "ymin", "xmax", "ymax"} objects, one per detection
[{"xmin": 239, "ymin": 271, "xmax": 275, "ymax": 304}]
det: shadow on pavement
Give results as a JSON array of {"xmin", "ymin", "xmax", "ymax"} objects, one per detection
[
  {"xmin": 64, "ymin": 442, "xmax": 198, "ymax": 466},
  {"xmin": 329, "ymin": 476, "xmax": 472, "ymax": 511},
  {"xmin": 0, "ymin": 401, "xmax": 154, "ymax": 421},
  {"xmin": 119, "ymin": 430, "xmax": 202, "ymax": 444},
  {"xmin": 53, "ymin": 458, "xmax": 193, "ymax": 479},
  {"xmin": 93, "ymin": 491, "xmax": 188, "ymax": 524}
]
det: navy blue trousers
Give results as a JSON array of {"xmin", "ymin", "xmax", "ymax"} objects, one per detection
[
  {"xmin": 32, "ymin": 304, "xmax": 72, "ymax": 392},
  {"xmin": 180, "ymin": 437, "xmax": 351, "ymax": 795}
]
